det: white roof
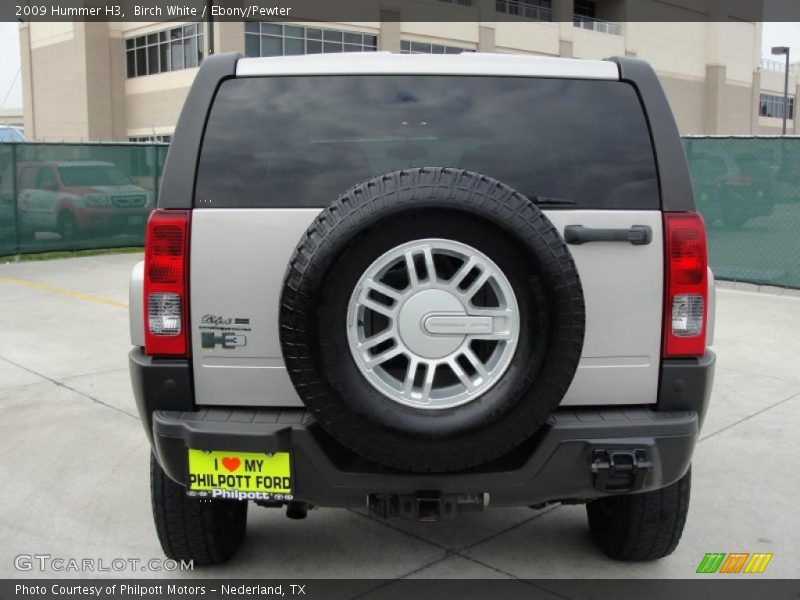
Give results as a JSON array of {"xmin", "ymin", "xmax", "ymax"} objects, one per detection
[{"xmin": 236, "ymin": 52, "xmax": 619, "ymax": 80}]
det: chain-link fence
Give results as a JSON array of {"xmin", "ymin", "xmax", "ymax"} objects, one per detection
[
  {"xmin": 684, "ymin": 137, "xmax": 800, "ymax": 289},
  {"xmin": 0, "ymin": 142, "xmax": 167, "ymax": 256},
  {"xmin": 0, "ymin": 138, "xmax": 798, "ymax": 288}
]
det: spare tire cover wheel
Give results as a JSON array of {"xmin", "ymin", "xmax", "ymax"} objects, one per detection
[{"xmin": 279, "ymin": 168, "xmax": 585, "ymax": 472}]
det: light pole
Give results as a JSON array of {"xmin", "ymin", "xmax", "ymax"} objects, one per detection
[{"xmin": 771, "ymin": 46, "xmax": 791, "ymax": 135}]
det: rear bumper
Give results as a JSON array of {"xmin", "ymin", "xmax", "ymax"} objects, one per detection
[
  {"xmin": 152, "ymin": 406, "xmax": 698, "ymax": 508},
  {"xmin": 131, "ymin": 347, "xmax": 715, "ymax": 509}
]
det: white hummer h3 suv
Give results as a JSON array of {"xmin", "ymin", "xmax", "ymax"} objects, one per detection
[{"xmin": 129, "ymin": 52, "xmax": 715, "ymax": 565}]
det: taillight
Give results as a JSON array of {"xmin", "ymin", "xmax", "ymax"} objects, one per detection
[
  {"xmin": 144, "ymin": 210, "xmax": 190, "ymax": 356},
  {"xmin": 663, "ymin": 212, "xmax": 707, "ymax": 357}
]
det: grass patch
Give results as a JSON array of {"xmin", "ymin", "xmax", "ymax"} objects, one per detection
[{"xmin": 0, "ymin": 246, "xmax": 143, "ymax": 263}]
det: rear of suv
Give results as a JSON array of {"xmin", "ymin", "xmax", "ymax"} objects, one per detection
[{"xmin": 129, "ymin": 52, "xmax": 715, "ymax": 565}]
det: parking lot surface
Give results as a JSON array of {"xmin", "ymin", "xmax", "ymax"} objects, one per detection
[{"xmin": 1, "ymin": 253, "xmax": 799, "ymax": 581}]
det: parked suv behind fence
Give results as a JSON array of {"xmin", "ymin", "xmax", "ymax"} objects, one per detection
[{"xmin": 1, "ymin": 160, "xmax": 152, "ymax": 242}]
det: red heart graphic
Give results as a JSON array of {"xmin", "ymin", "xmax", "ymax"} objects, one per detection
[{"xmin": 221, "ymin": 457, "xmax": 241, "ymax": 472}]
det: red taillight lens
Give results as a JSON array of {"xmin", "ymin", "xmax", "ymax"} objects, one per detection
[
  {"xmin": 663, "ymin": 212, "xmax": 708, "ymax": 357},
  {"xmin": 144, "ymin": 210, "xmax": 190, "ymax": 356}
]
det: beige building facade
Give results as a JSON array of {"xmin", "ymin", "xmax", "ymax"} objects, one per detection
[
  {"xmin": 0, "ymin": 108, "xmax": 24, "ymax": 127},
  {"xmin": 19, "ymin": 0, "xmax": 799, "ymax": 141}
]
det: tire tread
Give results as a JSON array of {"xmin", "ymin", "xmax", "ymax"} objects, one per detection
[
  {"xmin": 150, "ymin": 454, "xmax": 247, "ymax": 565},
  {"xmin": 587, "ymin": 468, "xmax": 691, "ymax": 561}
]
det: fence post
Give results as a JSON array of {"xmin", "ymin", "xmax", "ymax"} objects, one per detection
[
  {"xmin": 152, "ymin": 145, "xmax": 159, "ymax": 206},
  {"xmin": 11, "ymin": 143, "xmax": 19, "ymax": 256}
]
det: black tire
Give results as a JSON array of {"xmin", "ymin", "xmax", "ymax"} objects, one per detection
[
  {"xmin": 58, "ymin": 212, "xmax": 78, "ymax": 241},
  {"xmin": 150, "ymin": 454, "xmax": 247, "ymax": 566},
  {"xmin": 280, "ymin": 168, "xmax": 585, "ymax": 472},
  {"xmin": 586, "ymin": 468, "xmax": 691, "ymax": 561}
]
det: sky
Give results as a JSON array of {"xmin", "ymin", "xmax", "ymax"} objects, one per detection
[
  {"xmin": 0, "ymin": 22, "xmax": 21, "ymax": 109},
  {"xmin": 761, "ymin": 22, "xmax": 800, "ymax": 61},
  {"xmin": 0, "ymin": 21, "xmax": 799, "ymax": 111}
]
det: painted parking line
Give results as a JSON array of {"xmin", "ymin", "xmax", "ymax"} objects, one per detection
[{"xmin": 0, "ymin": 274, "xmax": 128, "ymax": 309}]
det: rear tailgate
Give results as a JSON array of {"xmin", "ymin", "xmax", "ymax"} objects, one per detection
[
  {"xmin": 190, "ymin": 208, "xmax": 662, "ymax": 407},
  {"xmin": 186, "ymin": 68, "xmax": 665, "ymax": 408}
]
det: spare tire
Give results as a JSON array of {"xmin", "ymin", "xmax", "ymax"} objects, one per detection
[{"xmin": 279, "ymin": 168, "xmax": 584, "ymax": 472}]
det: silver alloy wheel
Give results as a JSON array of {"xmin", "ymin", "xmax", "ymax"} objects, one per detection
[{"xmin": 346, "ymin": 238, "xmax": 520, "ymax": 410}]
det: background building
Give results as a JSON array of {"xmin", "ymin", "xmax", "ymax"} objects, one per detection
[
  {"xmin": 18, "ymin": 0, "xmax": 799, "ymax": 141},
  {"xmin": 0, "ymin": 108, "xmax": 23, "ymax": 127}
]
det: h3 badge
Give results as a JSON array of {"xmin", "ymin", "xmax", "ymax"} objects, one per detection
[{"xmin": 201, "ymin": 331, "xmax": 247, "ymax": 349}]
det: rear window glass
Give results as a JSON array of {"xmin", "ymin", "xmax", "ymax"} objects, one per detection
[{"xmin": 195, "ymin": 75, "xmax": 659, "ymax": 210}]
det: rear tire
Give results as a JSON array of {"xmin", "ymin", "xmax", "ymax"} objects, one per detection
[
  {"xmin": 586, "ymin": 468, "xmax": 691, "ymax": 561},
  {"xmin": 150, "ymin": 454, "xmax": 247, "ymax": 565},
  {"xmin": 58, "ymin": 212, "xmax": 78, "ymax": 241}
]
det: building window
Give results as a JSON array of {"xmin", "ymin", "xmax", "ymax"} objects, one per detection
[
  {"xmin": 400, "ymin": 40, "xmax": 474, "ymax": 54},
  {"xmin": 126, "ymin": 24, "xmax": 204, "ymax": 78},
  {"xmin": 496, "ymin": 0, "xmax": 553, "ymax": 21},
  {"xmin": 573, "ymin": 0, "xmax": 622, "ymax": 35},
  {"xmin": 760, "ymin": 94, "xmax": 795, "ymax": 120},
  {"xmin": 437, "ymin": 0, "xmax": 474, "ymax": 6},
  {"xmin": 245, "ymin": 23, "xmax": 377, "ymax": 57},
  {"xmin": 574, "ymin": 0, "xmax": 596, "ymax": 18},
  {"xmin": 129, "ymin": 135, "xmax": 172, "ymax": 143}
]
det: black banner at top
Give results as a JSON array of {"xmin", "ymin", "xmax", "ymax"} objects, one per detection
[{"xmin": 3, "ymin": 0, "xmax": 800, "ymax": 23}]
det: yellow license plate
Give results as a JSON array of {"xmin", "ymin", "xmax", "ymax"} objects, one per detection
[{"xmin": 187, "ymin": 449, "xmax": 292, "ymax": 500}]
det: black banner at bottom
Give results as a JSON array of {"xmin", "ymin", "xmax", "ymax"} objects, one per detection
[{"xmin": 3, "ymin": 579, "xmax": 799, "ymax": 600}]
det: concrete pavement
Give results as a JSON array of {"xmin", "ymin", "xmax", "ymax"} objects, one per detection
[{"xmin": 0, "ymin": 253, "xmax": 798, "ymax": 581}]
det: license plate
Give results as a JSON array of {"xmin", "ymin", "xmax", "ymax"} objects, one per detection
[{"xmin": 187, "ymin": 449, "xmax": 292, "ymax": 501}]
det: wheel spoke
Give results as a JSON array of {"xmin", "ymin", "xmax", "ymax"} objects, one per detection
[
  {"xmin": 422, "ymin": 246, "xmax": 437, "ymax": 283},
  {"xmin": 403, "ymin": 359, "xmax": 419, "ymax": 395},
  {"xmin": 420, "ymin": 363, "xmax": 436, "ymax": 403},
  {"xmin": 365, "ymin": 345, "xmax": 404, "ymax": 368},
  {"xmin": 461, "ymin": 348, "xmax": 489, "ymax": 379},
  {"xmin": 449, "ymin": 359, "xmax": 476, "ymax": 391},
  {"xmin": 404, "ymin": 250, "xmax": 420, "ymax": 289},
  {"xmin": 450, "ymin": 256, "xmax": 478, "ymax": 289},
  {"xmin": 358, "ymin": 329, "xmax": 395, "ymax": 351},
  {"xmin": 359, "ymin": 295, "xmax": 395, "ymax": 317},
  {"xmin": 365, "ymin": 279, "xmax": 402, "ymax": 302},
  {"xmin": 460, "ymin": 269, "xmax": 491, "ymax": 300}
]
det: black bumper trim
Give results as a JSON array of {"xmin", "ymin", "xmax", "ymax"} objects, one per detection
[
  {"xmin": 130, "ymin": 347, "xmax": 194, "ymax": 445},
  {"xmin": 152, "ymin": 406, "xmax": 698, "ymax": 508},
  {"xmin": 658, "ymin": 350, "xmax": 716, "ymax": 427}
]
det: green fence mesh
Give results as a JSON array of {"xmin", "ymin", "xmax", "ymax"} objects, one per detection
[
  {"xmin": 683, "ymin": 137, "xmax": 800, "ymax": 289},
  {"xmin": 0, "ymin": 138, "xmax": 798, "ymax": 288},
  {"xmin": 0, "ymin": 142, "xmax": 167, "ymax": 257}
]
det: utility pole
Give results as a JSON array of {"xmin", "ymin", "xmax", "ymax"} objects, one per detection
[
  {"xmin": 771, "ymin": 46, "xmax": 791, "ymax": 135},
  {"xmin": 206, "ymin": 0, "xmax": 215, "ymax": 55}
]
